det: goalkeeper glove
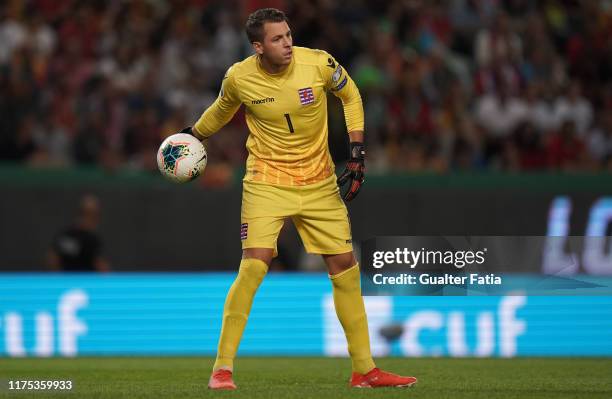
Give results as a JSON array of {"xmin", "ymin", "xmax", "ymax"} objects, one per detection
[
  {"xmin": 179, "ymin": 126, "xmax": 207, "ymax": 143},
  {"xmin": 337, "ymin": 142, "xmax": 365, "ymax": 202}
]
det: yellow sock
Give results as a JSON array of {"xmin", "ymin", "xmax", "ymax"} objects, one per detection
[
  {"xmin": 213, "ymin": 258, "xmax": 268, "ymax": 371},
  {"xmin": 330, "ymin": 263, "xmax": 376, "ymax": 374}
]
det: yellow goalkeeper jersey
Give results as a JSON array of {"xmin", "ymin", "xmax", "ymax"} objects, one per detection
[{"xmin": 193, "ymin": 46, "xmax": 364, "ymax": 186}]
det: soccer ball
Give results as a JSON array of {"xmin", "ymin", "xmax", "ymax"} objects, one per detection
[{"xmin": 157, "ymin": 133, "xmax": 207, "ymax": 183}]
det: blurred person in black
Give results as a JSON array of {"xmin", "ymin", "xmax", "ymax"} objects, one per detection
[{"xmin": 47, "ymin": 194, "xmax": 110, "ymax": 272}]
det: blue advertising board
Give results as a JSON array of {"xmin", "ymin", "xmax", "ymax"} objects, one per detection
[{"xmin": 0, "ymin": 274, "xmax": 611, "ymax": 357}]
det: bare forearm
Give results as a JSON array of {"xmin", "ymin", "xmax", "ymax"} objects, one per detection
[{"xmin": 348, "ymin": 130, "xmax": 364, "ymax": 143}]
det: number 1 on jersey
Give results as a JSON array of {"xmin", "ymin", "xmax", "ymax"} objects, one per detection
[{"xmin": 284, "ymin": 113, "xmax": 294, "ymax": 133}]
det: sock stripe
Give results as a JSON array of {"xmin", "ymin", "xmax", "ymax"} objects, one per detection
[{"xmin": 329, "ymin": 263, "xmax": 359, "ymax": 280}]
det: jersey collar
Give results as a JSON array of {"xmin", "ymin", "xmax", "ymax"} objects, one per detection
[{"xmin": 256, "ymin": 53, "xmax": 295, "ymax": 86}]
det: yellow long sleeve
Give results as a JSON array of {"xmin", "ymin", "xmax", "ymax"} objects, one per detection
[
  {"xmin": 194, "ymin": 66, "xmax": 242, "ymax": 138},
  {"xmin": 319, "ymin": 51, "xmax": 364, "ymax": 133}
]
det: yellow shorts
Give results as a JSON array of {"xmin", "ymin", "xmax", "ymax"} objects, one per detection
[{"xmin": 241, "ymin": 174, "xmax": 353, "ymax": 256}]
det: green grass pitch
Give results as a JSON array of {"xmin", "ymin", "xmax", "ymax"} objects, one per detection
[{"xmin": 1, "ymin": 357, "xmax": 611, "ymax": 399}]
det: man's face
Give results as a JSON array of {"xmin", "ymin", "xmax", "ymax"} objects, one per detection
[{"xmin": 254, "ymin": 21, "xmax": 293, "ymax": 66}]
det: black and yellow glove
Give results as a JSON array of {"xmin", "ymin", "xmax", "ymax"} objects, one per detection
[
  {"xmin": 179, "ymin": 126, "xmax": 208, "ymax": 143},
  {"xmin": 337, "ymin": 142, "xmax": 365, "ymax": 202}
]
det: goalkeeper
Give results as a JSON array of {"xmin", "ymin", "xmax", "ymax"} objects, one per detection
[{"xmin": 182, "ymin": 8, "xmax": 417, "ymax": 390}]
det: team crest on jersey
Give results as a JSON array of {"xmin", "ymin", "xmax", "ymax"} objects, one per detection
[
  {"xmin": 240, "ymin": 223, "xmax": 248, "ymax": 240},
  {"xmin": 298, "ymin": 87, "xmax": 315, "ymax": 105}
]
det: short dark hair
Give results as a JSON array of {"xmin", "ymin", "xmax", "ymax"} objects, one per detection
[{"xmin": 245, "ymin": 8, "xmax": 288, "ymax": 43}]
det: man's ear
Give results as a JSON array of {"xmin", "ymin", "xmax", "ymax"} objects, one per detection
[{"xmin": 252, "ymin": 41, "xmax": 264, "ymax": 55}]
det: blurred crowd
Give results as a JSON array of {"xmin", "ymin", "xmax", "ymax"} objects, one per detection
[{"xmin": 1, "ymin": 0, "xmax": 611, "ymax": 177}]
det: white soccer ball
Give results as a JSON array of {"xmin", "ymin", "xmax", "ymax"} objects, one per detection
[{"xmin": 157, "ymin": 133, "xmax": 207, "ymax": 183}]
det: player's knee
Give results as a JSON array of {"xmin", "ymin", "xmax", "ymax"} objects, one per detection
[
  {"xmin": 238, "ymin": 257, "xmax": 269, "ymax": 286},
  {"xmin": 242, "ymin": 248, "xmax": 274, "ymax": 265},
  {"xmin": 325, "ymin": 252, "xmax": 357, "ymax": 275}
]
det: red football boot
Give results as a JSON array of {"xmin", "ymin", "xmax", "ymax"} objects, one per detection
[
  {"xmin": 208, "ymin": 369, "xmax": 237, "ymax": 390},
  {"xmin": 350, "ymin": 368, "xmax": 417, "ymax": 388}
]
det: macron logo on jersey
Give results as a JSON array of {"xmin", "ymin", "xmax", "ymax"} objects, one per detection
[
  {"xmin": 251, "ymin": 97, "xmax": 275, "ymax": 105},
  {"xmin": 298, "ymin": 87, "xmax": 315, "ymax": 106}
]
